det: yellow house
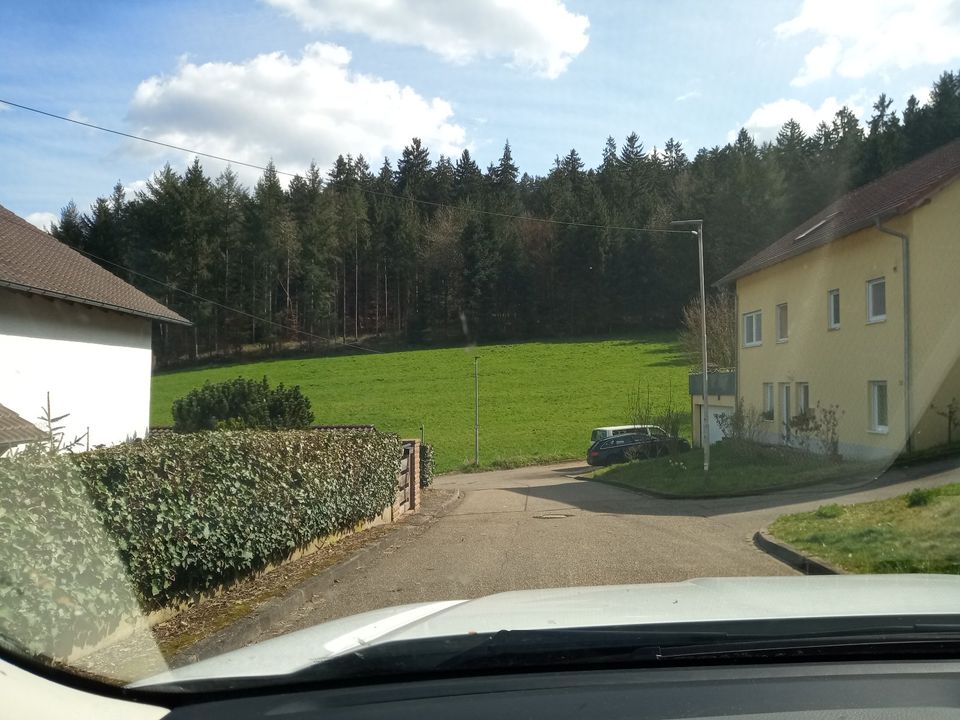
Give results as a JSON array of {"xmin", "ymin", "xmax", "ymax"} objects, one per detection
[{"xmin": 718, "ymin": 139, "xmax": 960, "ymax": 461}]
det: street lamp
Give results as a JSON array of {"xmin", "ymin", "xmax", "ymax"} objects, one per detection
[
  {"xmin": 670, "ymin": 219, "xmax": 710, "ymax": 473},
  {"xmin": 474, "ymin": 356, "xmax": 480, "ymax": 466}
]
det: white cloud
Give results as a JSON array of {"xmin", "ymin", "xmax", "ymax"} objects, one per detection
[
  {"xmin": 776, "ymin": 0, "xmax": 960, "ymax": 85},
  {"xmin": 127, "ymin": 43, "xmax": 467, "ymax": 185},
  {"xmin": 67, "ymin": 109, "xmax": 90, "ymax": 123},
  {"xmin": 123, "ymin": 179, "xmax": 149, "ymax": 197},
  {"xmin": 265, "ymin": 0, "xmax": 589, "ymax": 79},
  {"xmin": 675, "ymin": 90, "xmax": 701, "ymax": 102},
  {"xmin": 729, "ymin": 94, "xmax": 867, "ymax": 143},
  {"xmin": 911, "ymin": 85, "xmax": 932, "ymax": 105},
  {"xmin": 26, "ymin": 212, "xmax": 57, "ymax": 232}
]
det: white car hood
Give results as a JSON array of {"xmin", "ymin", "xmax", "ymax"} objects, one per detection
[{"xmin": 134, "ymin": 574, "xmax": 960, "ymax": 687}]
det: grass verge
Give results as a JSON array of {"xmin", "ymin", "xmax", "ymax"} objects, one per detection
[
  {"xmin": 588, "ymin": 441, "xmax": 883, "ymax": 498},
  {"xmin": 769, "ymin": 483, "xmax": 960, "ymax": 574}
]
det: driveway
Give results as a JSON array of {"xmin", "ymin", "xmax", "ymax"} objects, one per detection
[{"xmin": 254, "ymin": 457, "xmax": 960, "ymax": 643}]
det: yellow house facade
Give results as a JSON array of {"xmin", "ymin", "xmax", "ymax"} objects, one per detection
[{"xmin": 720, "ymin": 140, "xmax": 960, "ymax": 461}]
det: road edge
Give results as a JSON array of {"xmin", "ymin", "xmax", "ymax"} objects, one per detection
[
  {"xmin": 753, "ymin": 529, "xmax": 843, "ymax": 575},
  {"xmin": 171, "ymin": 486, "xmax": 465, "ymax": 666}
]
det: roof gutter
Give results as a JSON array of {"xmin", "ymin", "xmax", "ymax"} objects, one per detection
[
  {"xmin": 874, "ymin": 217, "xmax": 912, "ymax": 453},
  {"xmin": 0, "ymin": 279, "xmax": 192, "ymax": 326}
]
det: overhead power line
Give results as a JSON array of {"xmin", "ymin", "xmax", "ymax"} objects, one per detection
[
  {"xmin": 1, "ymin": 97, "xmax": 697, "ymax": 237},
  {"xmin": 73, "ymin": 246, "xmax": 383, "ymax": 355}
]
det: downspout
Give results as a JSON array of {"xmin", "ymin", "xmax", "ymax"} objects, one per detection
[{"xmin": 875, "ymin": 218, "xmax": 912, "ymax": 453}]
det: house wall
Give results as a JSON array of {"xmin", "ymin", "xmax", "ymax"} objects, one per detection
[
  {"xmin": 735, "ymin": 219, "xmax": 907, "ymax": 461},
  {"xmin": 0, "ymin": 288, "xmax": 153, "ymax": 448},
  {"xmin": 904, "ymin": 179, "xmax": 960, "ymax": 449},
  {"xmin": 734, "ymin": 178, "xmax": 960, "ymax": 460}
]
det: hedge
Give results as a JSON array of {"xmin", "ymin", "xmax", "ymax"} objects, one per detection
[
  {"xmin": 75, "ymin": 430, "xmax": 401, "ymax": 608},
  {"xmin": 0, "ymin": 429, "xmax": 401, "ymax": 658},
  {"xmin": 420, "ymin": 443, "xmax": 435, "ymax": 487},
  {"xmin": 0, "ymin": 449, "xmax": 138, "ymax": 658}
]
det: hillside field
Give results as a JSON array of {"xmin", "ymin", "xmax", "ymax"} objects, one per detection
[{"xmin": 151, "ymin": 335, "xmax": 690, "ymax": 473}]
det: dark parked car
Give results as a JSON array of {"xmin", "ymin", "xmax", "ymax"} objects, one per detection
[{"xmin": 586, "ymin": 428, "xmax": 690, "ymax": 466}]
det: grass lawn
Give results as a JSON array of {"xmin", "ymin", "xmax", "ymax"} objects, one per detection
[
  {"xmin": 151, "ymin": 334, "xmax": 688, "ymax": 473},
  {"xmin": 769, "ymin": 484, "xmax": 960, "ymax": 574},
  {"xmin": 589, "ymin": 442, "xmax": 883, "ymax": 498}
]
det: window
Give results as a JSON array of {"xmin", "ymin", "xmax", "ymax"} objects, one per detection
[
  {"xmin": 762, "ymin": 383, "xmax": 774, "ymax": 421},
  {"xmin": 744, "ymin": 311, "xmax": 762, "ymax": 347},
  {"xmin": 869, "ymin": 381, "xmax": 888, "ymax": 432},
  {"xmin": 828, "ymin": 289, "xmax": 840, "ymax": 329},
  {"xmin": 779, "ymin": 383, "xmax": 791, "ymax": 441},
  {"xmin": 776, "ymin": 303, "xmax": 788, "ymax": 342},
  {"xmin": 867, "ymin": 277, "xmax": 886, "ymax": 322},
  {"xmin": 796, "ymin": 382, "xmax": 810, "ymax": 415}
]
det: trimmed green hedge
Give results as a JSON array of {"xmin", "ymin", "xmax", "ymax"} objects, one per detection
[
  {"xmin": 0, "ymin": 450, "xmax": 137, "ymax": 658},
  {"xmin": 1, "ymin": 429, "xmax": 401, "ymax": 657},
  {"xmin": 75, "ymin": 430, "xmax": 401, "ymax": 608}
]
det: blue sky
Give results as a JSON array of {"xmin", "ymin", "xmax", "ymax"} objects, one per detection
[{"xmin": 2, "ymin": 0, "xmax": 958, "ymax": 228}]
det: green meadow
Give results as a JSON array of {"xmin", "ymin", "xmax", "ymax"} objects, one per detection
[{"xmin": 151, "ymin": 335, "xmax": 689, "ymax": 473}]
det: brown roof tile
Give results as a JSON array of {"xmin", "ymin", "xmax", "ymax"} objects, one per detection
[
  {"xmin": 0, "ymin": 204, "xmax": 190, "ymax": 325},
  {"xmin": 0, "ymin": 402, "xmax": 44, "ymax": 448},
  {"xmin": 719, "ymin": 139, "xmax": 960, "ymax": 284}
]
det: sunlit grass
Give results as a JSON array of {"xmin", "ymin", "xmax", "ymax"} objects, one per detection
[
  {"xmin": 770, "ymin": 484, "xmax": 960, "ymax": 574},
  {"xmin": 589, "ymin": 442, "xmax": 882, "ymax": 498},
  {"xmin": 152, "ymin": 334, "xmax": 689, "ymax": 473}
]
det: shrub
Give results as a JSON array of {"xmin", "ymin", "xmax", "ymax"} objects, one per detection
[
  {"xmin": 906, "ymin": 487, "xmax": 936, "ymax": 508},
  {"xmin": 419, "ymin": 443, "xmax": 435, "ymax": 488},
  {"xmin": 715, "ymin": 399, "xmax": 764, "ymax": 456},
  {"xmin": 815, "ymin": 503, "xmax": 844, "ymax": 519},
  {"xmin": 171, "ymin": 377, "xmax": 314, "ymax": 432},
  {"xmin": 0, "ymin": 449, "xmax": 139, "ymax": 659},
  {"xmin": 73, "ymin": 429, "xmax": 401, "ymax": 609},
  {"xmin": 787, "ymin": 402, "xmax": 844, "ymax": 461}
]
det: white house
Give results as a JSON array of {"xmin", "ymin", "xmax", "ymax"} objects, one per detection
[{"xmin": 0, "ymin": 204, "xmax": 189, "ymax": 450}]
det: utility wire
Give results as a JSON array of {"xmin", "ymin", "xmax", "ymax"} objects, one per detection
[
  {"xmin": 73, "ymin": 246, "xmax": 383, "ymax": 354},
  {"xmin": 1, "ymin": 98, "xmax": 697, "ymax": 237}
]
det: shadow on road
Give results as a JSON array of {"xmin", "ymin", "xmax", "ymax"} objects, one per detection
[{"xmin": 506, "ymin": 456, "xmax": 960, "ymax": 519}]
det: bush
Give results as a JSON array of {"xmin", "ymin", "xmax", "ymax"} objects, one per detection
[
  {"xmin": 171, "ymin": 377, "xmax": 314, "ymax": 432},
  {"xmin": 73, "ymin": 429, "xmax": 401, "ymax": 609},
  {"xmin": 815, "ymin": 503, "xmax": 844, "ymax": 519},
  {"xmin": 419, "ymin": 443, "xmax": 435, "ymax": 488},
  {"xmin": 0, "ymin": 449, "xmax": 139, "ymax": 658},
  {"xmin": 906, "ymin": 487, "xmax": 936, "ymax": 508},
  {"xmin": 787, "ymin": 402, "xmax": 844, "ymax": 461}
]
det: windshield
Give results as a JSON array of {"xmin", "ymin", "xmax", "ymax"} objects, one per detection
[{"xmin": 2, "ymin": 0, "xmax": 960, "ymax": 693}]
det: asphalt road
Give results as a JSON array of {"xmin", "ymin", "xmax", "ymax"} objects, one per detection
[{"xmin": 256, "ymin": 458, "xmax": 960, "ymax": 643}]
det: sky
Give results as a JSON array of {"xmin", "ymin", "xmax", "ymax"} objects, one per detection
[{"xmin": 2, "ymin": 0, "xmax": 959, "ymax": 230}]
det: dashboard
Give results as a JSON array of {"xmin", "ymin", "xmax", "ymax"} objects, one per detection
[{"xmin": 162, "ymin": 660, "xmax": 960, "ymax": 720}]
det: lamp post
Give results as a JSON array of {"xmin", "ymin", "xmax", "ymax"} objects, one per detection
[{"xmin": 670, "ymin": 219, "xmax": 710, "ymax": 473}]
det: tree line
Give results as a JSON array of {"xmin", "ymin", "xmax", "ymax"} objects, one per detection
[{"xmin": 50, "ymin": 70, "xmax": 960, "ymax": 366}]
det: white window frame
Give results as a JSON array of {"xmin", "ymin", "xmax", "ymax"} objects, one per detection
[
  {"xmin": 743, "ymin": 310, "xmax": 762, "ymax": 347},
  {"xmin": 869, "ymin": 380, "xmax": 888, "ymax": 433},
  {"xmin": 776, "ymin": 303, "xmax": 788, "ymax": 343},
  {"xmin": 828, "ymin": 289, "xmax": 840, "ymax": 330},
  {"xmin": 762, "ymin": 382, "xmax": 774, "ymax": 422},
  {"xmin": 797, "ymin": 382, "xmax": 810, "ymax": 415},
  {"xmin": 867, "ymin": 277, "xmax": 886, "ymax": 323}
]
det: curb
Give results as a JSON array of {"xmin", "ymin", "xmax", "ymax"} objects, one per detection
[
  {"xmin": 753, "ymin": 529, "xmax": 843, "ymax": 575},
  {"xmin": 171, "ymin": 487, "xmax": 464, "ymax": 666}
]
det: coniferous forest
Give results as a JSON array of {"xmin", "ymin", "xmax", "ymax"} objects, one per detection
[{"xmin": 50, "ymin": 71, "xmax": 960, "ymax": 366}]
